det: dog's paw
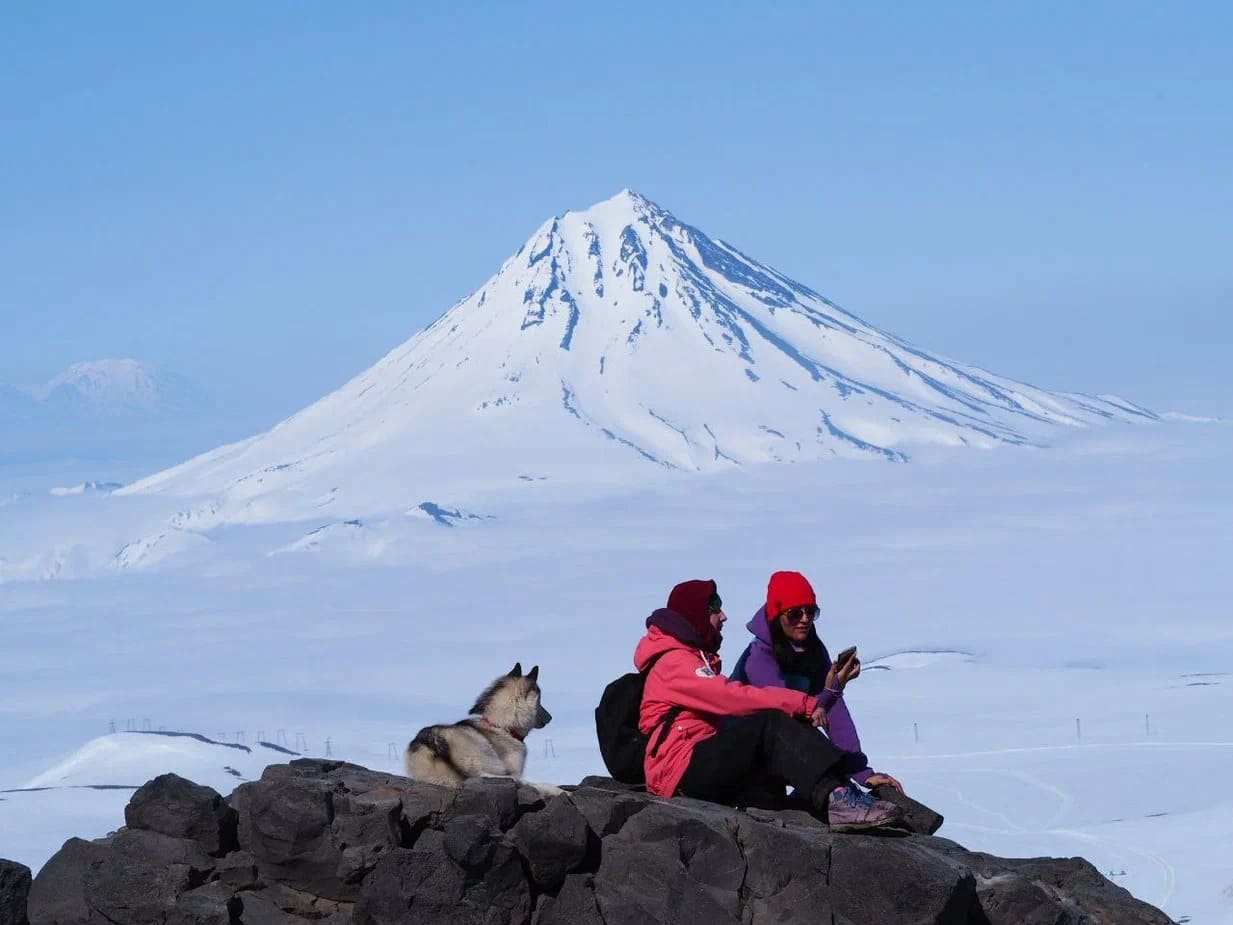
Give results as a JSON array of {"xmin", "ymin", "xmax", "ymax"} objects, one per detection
[{"xmin": 529, "ymin": 781, "xmax": 566, "ymax": 799}]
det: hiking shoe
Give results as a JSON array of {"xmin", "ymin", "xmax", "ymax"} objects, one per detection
[{"xmin": 826, "ymin": 783, "xmax": 903, "ymax": 833}]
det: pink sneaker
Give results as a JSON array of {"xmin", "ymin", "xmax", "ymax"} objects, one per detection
[{"xmin": 826, "ymin": 784, "xmax": 903, "ymax": 833}]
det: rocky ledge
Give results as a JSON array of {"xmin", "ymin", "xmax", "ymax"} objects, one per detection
[{"xmin": 2, "ymin": 759, "xmax": 1172, "ymax": 925}]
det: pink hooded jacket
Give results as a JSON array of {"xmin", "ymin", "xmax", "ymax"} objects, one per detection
[{"xmin": 634, "ymin": 623, "xmax": 817, "ymax": 798}]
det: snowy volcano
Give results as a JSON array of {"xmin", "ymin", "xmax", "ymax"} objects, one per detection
[
  {"xmin": 23, "ymin": 359, "xmax": 203, "ymax": 415},
  {"xmin": 122, "ymin": 190, "xmax": 1154, "ymax": 520}
]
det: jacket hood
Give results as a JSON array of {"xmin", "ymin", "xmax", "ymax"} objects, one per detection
[
  {"xmin": 747, "ymin": 606, "xmax": 774, "ymax": 644},
  {"xmin": 634, "ymin": 623, "xmax": 710, "ymax": 671},
  {"xmin": 646, "ymin": 607, "xmax": 713, "ymax": 649}
]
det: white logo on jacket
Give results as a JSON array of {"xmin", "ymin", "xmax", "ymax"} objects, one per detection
[{"xmin": 695, "ymin": 665, "xmax": 716, "ymax": 678}]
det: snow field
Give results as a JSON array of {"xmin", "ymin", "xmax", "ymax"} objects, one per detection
[{"xmin": 1, "ymin": 422, "xmax": 1229, "ymax": 920}]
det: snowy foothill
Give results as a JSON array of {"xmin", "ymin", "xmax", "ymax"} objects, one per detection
[{"xmin": 1, "ymin": 732, "xmax": 301, "ymax": 874}]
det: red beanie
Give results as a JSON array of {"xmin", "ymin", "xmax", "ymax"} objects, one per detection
[
  {"xmin": 766, "ymin": 571, "xmax": 816, "ymax": 620},
  {"xmin": 667, "ymin": 578, "xmax": 718, "ymax": 639}
]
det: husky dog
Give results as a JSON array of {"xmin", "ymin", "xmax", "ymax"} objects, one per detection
[{"xmin": 405, "ymin": 662, "xmax": 562, "ymax": 797}]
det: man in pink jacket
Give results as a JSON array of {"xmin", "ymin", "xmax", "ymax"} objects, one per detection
[{"xmin": 634, "ymin": 579, "xmax": 901, "ymax": 831}]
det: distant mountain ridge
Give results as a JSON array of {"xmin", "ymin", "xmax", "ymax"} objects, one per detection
[
  {"xmin": 1, "ymin": 359, "xmax": 215, "ymax": 465},
  {"xmin": 15, "ymin": 359, "xmax": 203, "ymax": 415},
  {"xmin": 121, "ymin": 190, "xmax": 1156, "ymax": 522}
]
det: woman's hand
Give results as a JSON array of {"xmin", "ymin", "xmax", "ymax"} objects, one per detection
[
  {"xmin": 863, "ymin": 773, "xmax": 903, "ymax": 793},
  {"xmin": 808, "ymin": 705, "xmax": 829, "ymax": 730},
  {"xmin": 824, "ymin": 655, "xmax": 862, "ymax": 692}
]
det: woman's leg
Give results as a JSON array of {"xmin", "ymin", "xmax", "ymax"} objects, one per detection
[{"xmin": 678, "ymin": 711, "xmax": 855, "ymax": 809}]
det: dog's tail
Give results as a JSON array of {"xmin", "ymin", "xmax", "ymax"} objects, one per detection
[{"xmin": 405, "ymin": 725, "xmax": 456, "ymax": 781}]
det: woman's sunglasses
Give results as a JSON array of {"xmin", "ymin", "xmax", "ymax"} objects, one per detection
[{"xmin": 782, "ymin": 605, "xmax": 820, "ymax": 623}]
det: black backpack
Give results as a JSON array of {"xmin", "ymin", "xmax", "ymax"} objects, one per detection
[{"xmin": 594, "ymin": 652, "xmax": 682, "ymax": 785}]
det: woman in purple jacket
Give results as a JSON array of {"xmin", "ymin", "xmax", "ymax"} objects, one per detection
[{"xmin": 731, "ymin": 570, "xmax": 904, "ymax": 794}]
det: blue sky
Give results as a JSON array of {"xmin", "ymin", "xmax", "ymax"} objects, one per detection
[{"xmin": 3, "ymin": 2, "xmax": 1230, "ymax": 425}]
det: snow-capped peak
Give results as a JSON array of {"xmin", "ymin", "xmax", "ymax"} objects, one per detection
[
  {"xmin": 24, "ymin": 359, "xmax": 202, "ymax": 415},
  {"xmin": 121, "ymin": 191, "xmax": 1156, "ymax": 521}
]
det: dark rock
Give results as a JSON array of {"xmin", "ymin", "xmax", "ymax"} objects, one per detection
[
  {"xmin": 442, "ymin": 814, "xmax": 502, "ymax": 870},
  {"xmin": 733, "ymin": 815, "xmax": 834, "ymax": 923},
  {"xmin": 442, "ymin": 776, "xmax": 524, "ymax": 831},
  {"xmin": 127, "ymin": 773, "xmax": 239, "ymax": 855},
  {"xmin": 593, "ymin": 800, "xmax": 745, "ymax": 925},
  {"xmin": 964, "ymin": 853, "xmax": 1173, "ymax": 925},
  {"xmin": 168, "ymin": 881, "xmax": 241, "ymax": 925},
  {"xmin": 399, "ymin": 783, "xmax": 453, "ymax": 844},
  {"xmin": 973, "ymin": 869, "xmax": 1087, "ymax": 925},
  {"xmin": 354, "ymin": 848, "xmax": 463, "ymax": 925},
  {"xmin": 28, "ymin": 830, "xmax": 214, "ymax": 925},
  {"xmin": 26, "ymin": 762, "xmax": 1174, "ymax": 925},
  {"xmin": 744, "ymin": 804, "xmax": 828, "ymax": 833},
  {"xmin": 871, "ymin": 784, "xmax": 945, "ymax": 836},
  {"xmin": 355, "ymin": 841, "xmax": 530, "ymax": 925},
  {"xmin": 26, "ymin": 838, "xmax": 104, "ymax": 924},
  {"xmin": 213, "ymin": 850, "xmax": 262, "ymax": 890},
  {"xmin": 567, "ymin": 785, "xmax": 649, "ymax": 837},
  {"xmin": 238, "ymin": 883, "xmax": 353, "ymax": 925},
  {"xmin": 829, "ymin": 833, "xmax": 979, "ymax": 924},
  {"xmin": 508, "ymin": 794, "xmax": 590, "ymax": 890},
  {"xmin": 0, "ymin": 860, "xmax": 31, "ymax": 925},
  {"xmin": 574, "ymin": 775, "xmax": 641, "ymax": 793},
  {"xmin": 235, "ymin": 888, "xmax": 309, "ymax": 925},
  {"xmin": 531, "ymin": 873, "xmax": 603, "ymax": 925},
  {"xmin": 333, "ymin": 788, "xmax": 403, "ymax": 887},
  {"xmin": 232, "ymin": 775, "xmax": 347, "ymax": 900}
]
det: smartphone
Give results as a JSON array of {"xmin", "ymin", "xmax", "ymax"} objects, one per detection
[{"xmin": 835, "ymin": 646, "xmax": 858, "ymax": 667}]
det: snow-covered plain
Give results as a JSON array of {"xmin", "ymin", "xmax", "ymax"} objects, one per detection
[{"xmin": 1, "ymin": 420, "xmax": 1230, "ymax": 922}]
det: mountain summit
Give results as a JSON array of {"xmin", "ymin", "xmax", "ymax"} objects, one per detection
[
  {"xmin": 124, "ymin": 191, "xmax": 1155, "ymax": 519},
  {"xmin": 24, "ymin": 359, "xmax": 203, "ymax": 414}
]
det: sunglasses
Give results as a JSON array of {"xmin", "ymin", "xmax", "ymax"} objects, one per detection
[
  {"xmin": 708, "ymin": 593, "xmax": 724, "ymax": 615},
  {"xmin": 781, "ymin": 605, "xmax": 820, "ymax": 623}
]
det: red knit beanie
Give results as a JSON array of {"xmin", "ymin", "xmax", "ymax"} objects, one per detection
[{"xmin": 766, "ymin": 571, "xmax": 816, "ymax": 620}]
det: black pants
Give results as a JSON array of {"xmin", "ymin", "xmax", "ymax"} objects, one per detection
[{"xmin": 677, "ymin": 711, "xmax": 860, "ymax": 811}]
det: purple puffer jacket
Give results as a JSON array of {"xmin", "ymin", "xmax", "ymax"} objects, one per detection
[{"xmin": 736, "ymin": 607, "xmax": 875, "ymax": 785}]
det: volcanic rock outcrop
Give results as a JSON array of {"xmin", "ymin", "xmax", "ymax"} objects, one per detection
[{"xmin": 12, "ymin": 760, "xmax": 1172, "ymax": 924}]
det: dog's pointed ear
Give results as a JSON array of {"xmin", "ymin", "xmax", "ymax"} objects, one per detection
[
  {"xmin": 527, "ymin": 665, "xmax": 539, "ymax": 682},
  {"xmin": 509, "ymin": 662, "xmax": 523, "ymax": 678}
]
